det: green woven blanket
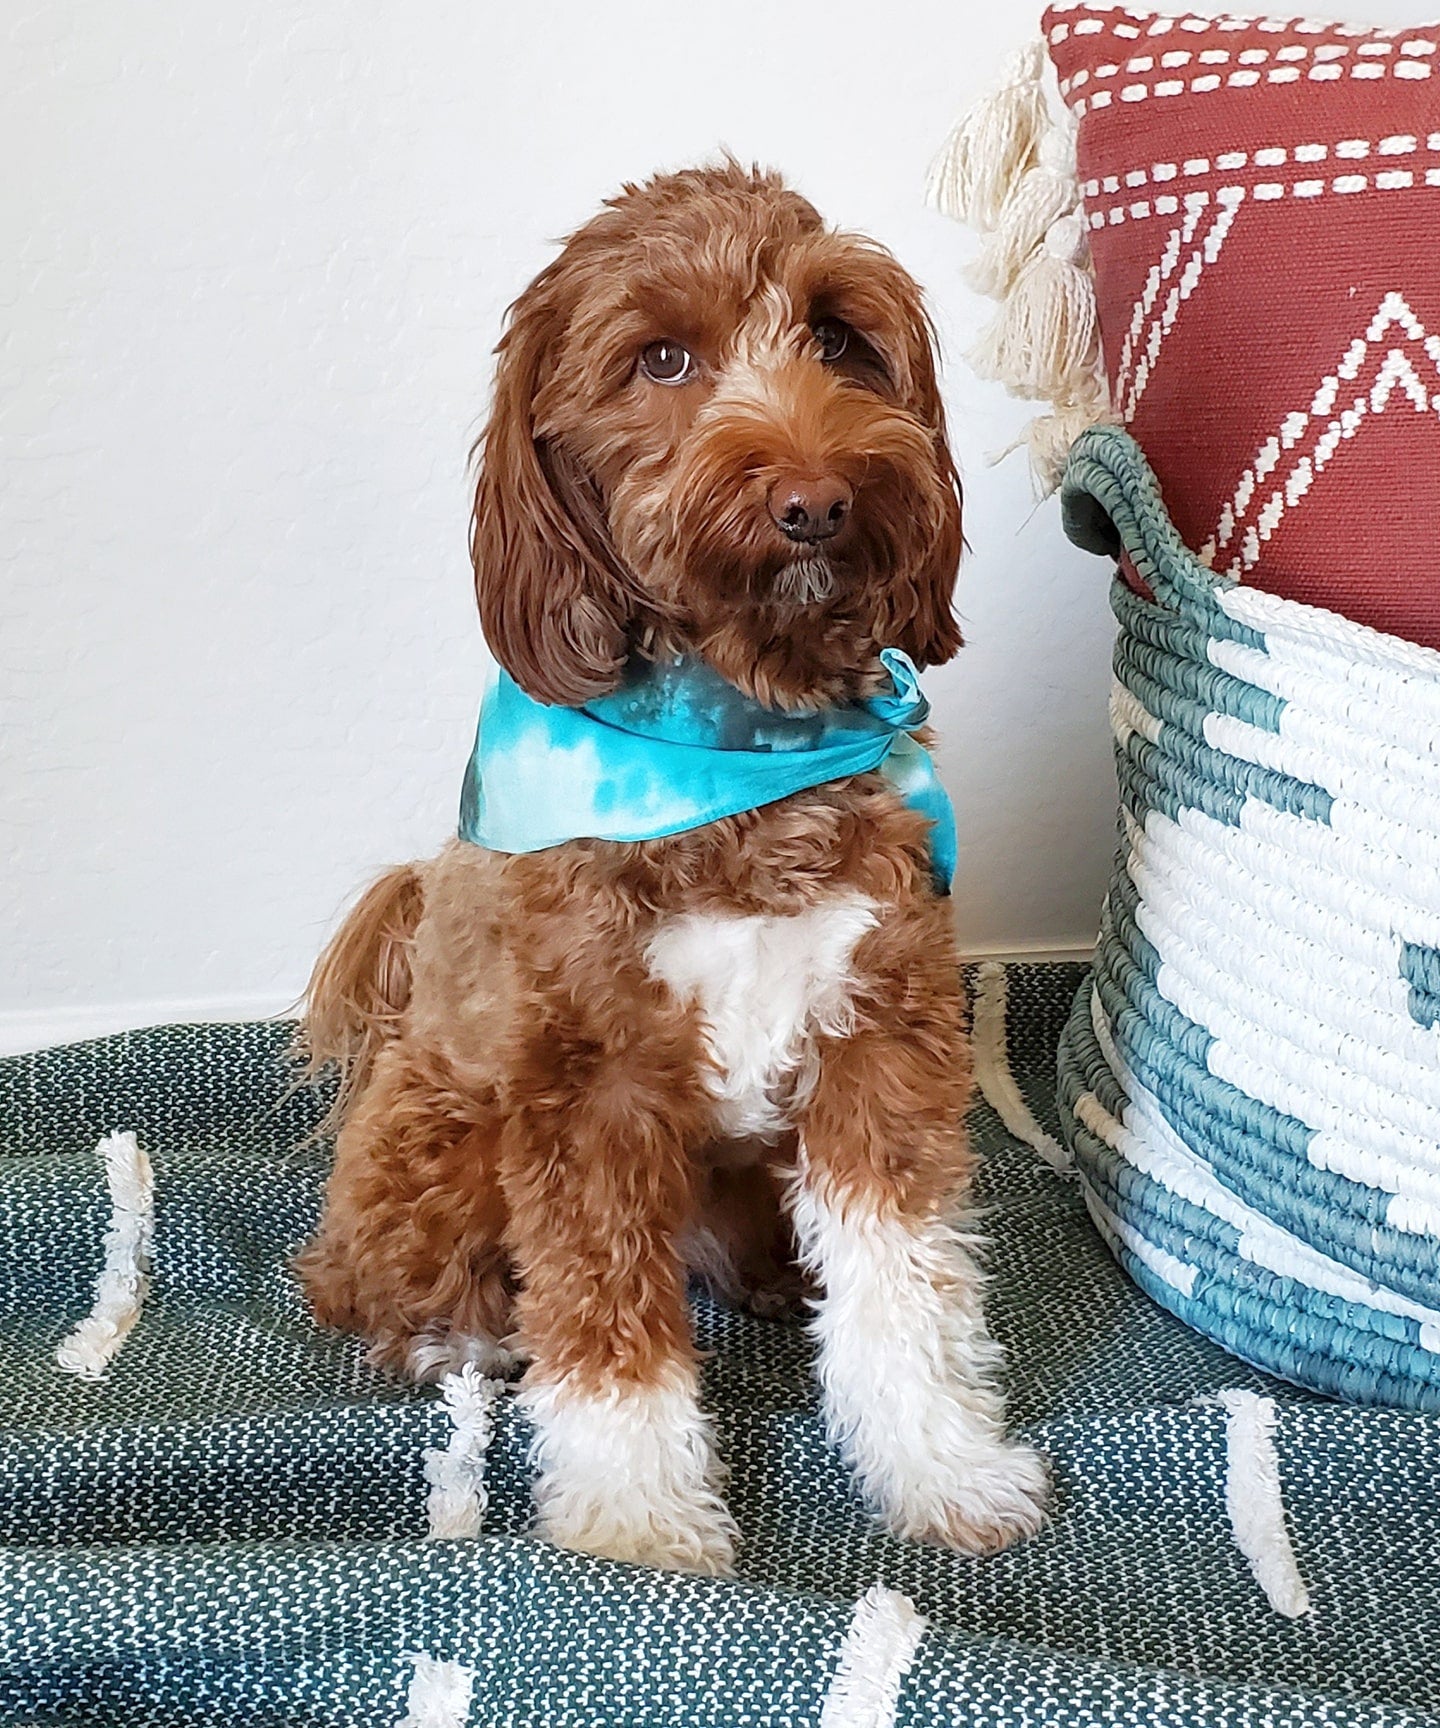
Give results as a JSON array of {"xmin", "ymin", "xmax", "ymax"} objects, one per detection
[{"xmin": 2, "ymin": 963, "xmax": 1436, "ymax": 1727}]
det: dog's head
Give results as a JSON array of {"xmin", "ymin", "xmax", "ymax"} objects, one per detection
[{"xmin": 472, "ymin": 162, "xmax": 963, "ymax": 709}]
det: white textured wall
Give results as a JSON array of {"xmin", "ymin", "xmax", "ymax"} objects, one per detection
[{"xmin": 5, "ymin": 1, "xmax": 1417, "ymax": 1049}]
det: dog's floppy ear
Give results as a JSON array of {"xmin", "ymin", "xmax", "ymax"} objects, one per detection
[
  {"xmin": 471, "ymin": 279, "xmax": 632, "ymax": 706},
  {"xmin": 887, "ymin": 457, "xmax": 964, "ymax": 669},
  {"xmin": 884, "ymin": 287, "xmax": 964, "ymax": 670}
]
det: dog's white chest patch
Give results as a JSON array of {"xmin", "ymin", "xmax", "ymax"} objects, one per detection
[{"xmin": 645, "ymin": 893, "xmax": 878, "ymax": 1140}]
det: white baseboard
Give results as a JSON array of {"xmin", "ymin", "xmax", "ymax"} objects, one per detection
[
  {"xmin": 0, "ymin": 993, "xmax": 299, "ymax": 1058},
  {"xmin": 960, "ymin": 941, "xmax": 1096, "ymax": 965}
]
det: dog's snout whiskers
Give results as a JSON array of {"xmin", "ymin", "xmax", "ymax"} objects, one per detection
[{"xmin": 773, "ymin": 555, "xmax": 836, "ymax": 607}]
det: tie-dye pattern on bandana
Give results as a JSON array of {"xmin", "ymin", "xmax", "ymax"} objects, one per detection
[{"xmin": 458, "ymin": 647, "xmax": 957, "ymax": 894}]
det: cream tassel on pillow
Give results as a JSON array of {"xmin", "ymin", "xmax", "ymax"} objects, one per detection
[
  {"xmin": 927, "ymin": 41, "xmax": 1050, "ymax": 232},
  {"xmin": 929, "ymin": 42, "xmax": 1112, "ymax": 495},
  {"xmin": 1010, "ymin": 398, "xmax": 1115, "ymax": 497},
  {"xmin": 969, "ymin": 212, "xmax": 1098, "ymax": 401},
  {"xmin": 965, "ymin": 125, "xmax": 1080, "ymax": 300}
]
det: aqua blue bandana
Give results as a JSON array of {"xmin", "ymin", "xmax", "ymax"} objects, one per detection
[{"xmin": 458, "ymin": 647, "xmax": 955, "ymax": 893}]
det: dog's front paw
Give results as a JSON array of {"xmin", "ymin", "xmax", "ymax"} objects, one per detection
[
  {"xmin": 398, "ymin": 1322, "xmax": 523, "ymax": 1385},
  {"xmin": 542, "ymin": 1488, "xmax": 738, "ymax": 1575},
  {"xmin": 887, "ymin": 1438, "xmax": 1049, "ymax": 1557},
  {"xmin": 736, "ymin": 1263, "xmax": 809, "ymax": 1320},
  {"xmin": 523, "ymin": 1374, "xmax": 739, "ymax": 1575}
]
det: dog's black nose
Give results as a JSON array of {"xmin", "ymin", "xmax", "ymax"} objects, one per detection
[{"xmin": 768, "ymin": 472, "xmax": 853, "ymax": 544}]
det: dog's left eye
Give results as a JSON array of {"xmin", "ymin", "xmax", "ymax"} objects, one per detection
[
  {"xmin": 640, "ymin": 340, "xmax": 694, "ymax": 384},
  {"xmin": 812, "ymin": 320, "xmax": 849, "ymax": 362}
]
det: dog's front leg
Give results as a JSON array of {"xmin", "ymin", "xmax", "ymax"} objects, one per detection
[
  {"xmin": 498, "ymin": 1007, "xmax": 738, "ymax": 1575},
  {"xmin": 789, "ymin": 904, "xmax": 1049, "ymax": 1555}
]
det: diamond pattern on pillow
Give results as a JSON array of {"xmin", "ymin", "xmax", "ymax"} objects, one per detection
[{"xmin": 1045, "ymin": 2, "xmax": 1440, "ymax": 649}]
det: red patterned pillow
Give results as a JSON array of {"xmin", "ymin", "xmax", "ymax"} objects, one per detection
[{"xmin": 1044, "ymin": 2, "xmax": 1440, "ymax": 649}]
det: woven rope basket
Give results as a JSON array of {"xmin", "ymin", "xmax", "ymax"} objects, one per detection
[{"xmin": 1056, "ymin": 426, "xmax": 1440, "ymax": 1410}]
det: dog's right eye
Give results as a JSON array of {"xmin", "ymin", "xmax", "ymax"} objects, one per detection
[{"xmin": 640, "ymin": 340, "xmax": 694, "ymax": 384}]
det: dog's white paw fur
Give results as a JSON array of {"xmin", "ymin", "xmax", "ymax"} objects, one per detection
[
  {"xmin": 521, "ymin": 1371, "xmax": 738, "ymax": 1575},
  {"xmin": 880, "ymin": 1434, "xmax": 1050, "ymax": 1556},
  {"xmin": 790, "ymin": 1171, "xmax": 1048, "ymax": 1558}
]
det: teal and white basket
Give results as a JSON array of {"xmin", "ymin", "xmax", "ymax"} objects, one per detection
[{"xmin": 1056, "ymin": 425, "xmax": 1440, "ymax": 1410}]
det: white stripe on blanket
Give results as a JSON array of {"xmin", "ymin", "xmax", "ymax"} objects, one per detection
[
  {"xmin": 425, "ymin": 1366, "xmax": 504, "ymax": 1539},
  {"xmin": 972, "ymin": 962, "xmax": 1070, "ymax": 1168},
  {"xmin": 55, "ymin": 1131, "xmax": 154, "ymax": 1381},
  {"xmin": 1217, "ymin": 1389, "xmax": 1312, "ymax": 1618},
  {"xmin": 396, "ymin": 1654, "xmax": 475, "ymax": 1728},
  {"xmin": 821, "ymin": 1585, "xmax": 927, "ymax": 1728}
]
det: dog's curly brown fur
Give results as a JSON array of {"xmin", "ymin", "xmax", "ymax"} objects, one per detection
[{"xmin": 297, "ymin": 162, "xmax": 1047, "ymax": 1573}]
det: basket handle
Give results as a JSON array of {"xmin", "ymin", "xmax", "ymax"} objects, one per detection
[{"xmin": 1060, "ymin": 426, "xmax": 1232, "ymax": 617}]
